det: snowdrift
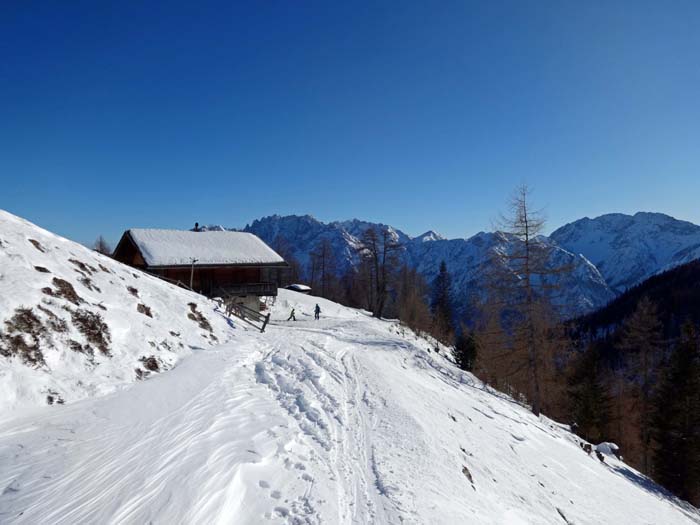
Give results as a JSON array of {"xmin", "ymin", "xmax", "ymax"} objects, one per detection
[{"xmin": 0, "ymin": 210, "xmax": 234, "ymax": 414}]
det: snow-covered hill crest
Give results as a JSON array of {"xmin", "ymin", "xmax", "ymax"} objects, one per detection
[
  {"xmin": 0, "ymin": 210, "xmax": 233, "ymax": 414},
  {"xmin": 551, "ymin": 212, "xmax": 700, "ymax": 293}
]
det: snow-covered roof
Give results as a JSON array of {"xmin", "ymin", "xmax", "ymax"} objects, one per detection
[{"xmin": 127, "ymin": 229, "xmax": 286, "ymax": 267}]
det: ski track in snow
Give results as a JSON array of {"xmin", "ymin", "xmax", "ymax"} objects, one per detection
[{"xmin": 2, "ymin": 291, "xmax": 700, "ymax": 524}]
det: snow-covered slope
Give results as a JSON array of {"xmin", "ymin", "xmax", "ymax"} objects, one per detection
[
  {"xmin": 551, "ymin": 212, "xmax": 700, "ymax": 294},
  {"xmin": 0, "ymin": 210, "xmax": 233, "ymax": 414},
  {"xmin": 244, "ymin": 215, "xmax": 614, "ymax": 316},
  {"xmin": 1, "ymin": 289, "xmax": 698, "ymax": 524}
]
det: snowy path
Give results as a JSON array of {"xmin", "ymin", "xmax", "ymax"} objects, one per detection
[{"xmin": 2, "ymin": 291, "xmax": 700, "ymax": 524}]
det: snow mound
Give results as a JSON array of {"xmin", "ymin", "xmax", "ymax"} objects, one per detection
[
  {"xmin": 0, "ymin": 210, "xmax": 236, "ymax": 415},
  {"xmin": 596, "ymin": 442, "xmax": 621, "ymax": 458}
]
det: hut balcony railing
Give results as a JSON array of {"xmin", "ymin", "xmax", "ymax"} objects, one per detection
[{"xmin": 218, "ymin": 282, "xmax": 278, "ymax": 297}]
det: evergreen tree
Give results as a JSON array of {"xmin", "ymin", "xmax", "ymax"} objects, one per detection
[
  {"xmin": 617, "ymin": 296, "xmax": 663, "ymax": 474},
  {"xmin": 568, "ymin": 345, "xmax": 611, "ymax": 443},
  {"xmin": 652, "ymin": 321, "xmax": 700, "ymax": 503},
  {"xmin": 454, "ymin": 330, "xmax": 478, "ymax": 371},
  {"xmin": 430, "ymin": 261, "xmax": 454, "ymax": 344}
]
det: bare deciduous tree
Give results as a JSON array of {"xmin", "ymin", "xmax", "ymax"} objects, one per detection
[
  {"xmin": 93, "ymin": 236, "xmax": 112, "ymax": 256},
  {"xmin": 309, "ymin": 238, "xmax": 337, "ymax": 299},
  {"xmin": 395, "ymin": 264, "xmax": 432, "ymax": 335},
  {"xmin": 271, "ymin": 235, "xmax": 302, "ymax": 286},
  {"xmin": 357, "ymin": 227, "xmax": 402, "ymax": 318},
  {"xmin": 479, "ymin": 184, "xmax": 571, "ymax": 416}
]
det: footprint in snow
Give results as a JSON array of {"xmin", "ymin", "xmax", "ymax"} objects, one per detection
[{"xmin": 2, "ymin": 479, "xmax": 20, "ymax": 495}]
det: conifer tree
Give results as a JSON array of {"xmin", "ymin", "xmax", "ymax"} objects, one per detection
[
  {"xmin": 652, "ymin": 321, "xmax": 700, "ymax": 503},
  {"xmin": 454, "ymin": 330, "xmax": 478, "ymax": 372},
  {"xmin": 430, "ymin": 261, "xmax": 455, "ymax": 344},
  {"xmin": 568, "ymin": 345, "xmax": 611, "ymax": 443},
  {"xmin": 617, "ymin": 296, "xmax": 663, "ymax": 474}
]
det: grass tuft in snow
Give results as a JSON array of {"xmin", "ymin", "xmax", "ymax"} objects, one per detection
[
  {"xmin": 137, "ymin": 303, "xmax": 153, "ymax": 318},
  {"xmin": 70, "ymin": 308, "xmax": 111, "ymax": 355},
  {"xmin": 68, "ymin": 258, "xmax": 98, "ymax": 275},
  {"xmin": 187, "ymin": 302, "xmax": 212, "ymax": 332},
  {"xmin": 45, "ymin": 390, "xmax": 65, "ymax": 405},
  {"xmin": 37, "ymin": 304, "xmax": 68, "ymax": 332},
  {"xmin": 68, "ymin": 339, "xmax": 95, "ymax": 360},
  {"xmin": 79, "ymin": 276, "xmax": 101, "ymax": 293},
  {"xmin": 28, "ymin": 238, "xmax": 46, "ymax": 252},
  {"xmin": 140, "ymin": 355, "xmax": 160, "ymax": 372},
  {"xmin": 42, "ymin": 277, "xmax": 84, "ymax": 305},
  {"xmin": 0, "ymin": 307, "xmax": 47, "ymax": 366}
]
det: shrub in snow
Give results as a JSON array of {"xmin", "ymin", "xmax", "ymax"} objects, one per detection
[
  {"xmin": 187, "ymin": 302, "xmax": 212, "ymax": 332},
  {"xmin": 0, "ymin": 307, "xmax": 48, "ymax": 366}
]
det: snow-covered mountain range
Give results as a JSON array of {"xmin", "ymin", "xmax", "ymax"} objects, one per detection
[
  {"xmin": 243, "ymin": 212, "xmax": 700, "ymax": 317},
  {"xmin": 243, "ymin": 215, "xmax": 614, "ymax": 316},
  {"xmin": 551, "ymin": 212, "xmax": 700, "ymax": 294}
]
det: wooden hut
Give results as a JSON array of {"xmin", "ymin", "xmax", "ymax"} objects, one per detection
[{"xmin": 113, "ymin": 228, "xmax": 287, "ymax": 310}]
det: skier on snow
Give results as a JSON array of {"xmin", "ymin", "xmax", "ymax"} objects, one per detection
[
  {"xmin": 314, "ymin": 304, "xmax": 321, "ymax": 320},
  {"xmin": 287, "ymin": 308, "xmax": 296, "ymax": 322}
]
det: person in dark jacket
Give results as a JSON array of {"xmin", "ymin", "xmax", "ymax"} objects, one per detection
[
  {"xmin": 287, "ymin": 308, "xmax": 296, "ymax": 321},
  {"xmin": 314, "ymin": 304, "xmax": 321, "ymax": 320}
]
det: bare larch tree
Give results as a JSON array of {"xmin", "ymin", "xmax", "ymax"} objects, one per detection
[
  {"xmin": 93, "ymin": 236, "xmax": 112, "ymax": 256},
  {"xmin": 483, "ymin": 184, "xmax": 570, "ymax": 416},
  {"xmin": 357, "ymin": 227, "xmax": 402, "ymax": 318}
]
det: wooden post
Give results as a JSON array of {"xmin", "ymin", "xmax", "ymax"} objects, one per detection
[
  {"xmin": 189, "ymin": 258, "xmax": 198, "ymax": 290},
  {"xmin": 261, "ymin": 313, "xmax": 271, "ymax": 333}
]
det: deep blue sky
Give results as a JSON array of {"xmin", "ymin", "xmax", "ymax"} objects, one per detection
[{"xmin": 2, "ymin": 1, "xmax": 700, "ymax": 246}]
